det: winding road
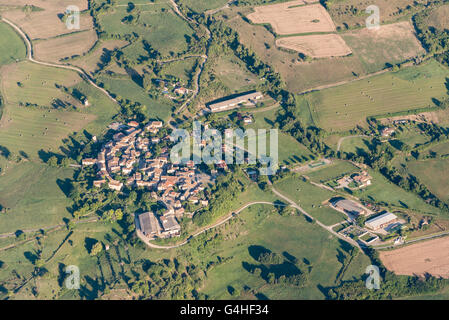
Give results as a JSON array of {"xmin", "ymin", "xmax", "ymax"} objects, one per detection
[{"xmin": 1, "ymin": 17, "xmax": 119, "ymax": 105}]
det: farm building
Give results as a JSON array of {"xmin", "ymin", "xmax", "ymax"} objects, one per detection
[
  {"xmin": 331, "ymin": 198, "xmax": 366, "ymax": 216},
  {"xmin": 160, "ymin": 215, "xmax": 181, "ymax": 237},
  {"xmin": 365, "ymin": 212, "xmax": 398, "ymax": 231},
  {"xmin": 137, "ymin": 212, "xmax": 161, "ymax": 239},
  {"xmin": 208, "ymin": 91, "xmax": 263, "ymax": 113}
]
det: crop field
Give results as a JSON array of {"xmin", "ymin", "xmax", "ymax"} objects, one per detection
[
  {"xmin": 302, "ymin": 60, "xmax": 449, "ymax": 132},
  {"xmin": 306, "ymin": 160, "xmax": 359, "ymax": 183},
  {"xmin": 0, "ymin": 162, "xmax": 74, "ymax": 233},
  {"xmin": 276, "ymin": 34, "xmax": 352, "ymax": 58},
  {"xmin": 0, "ymin": 21, "xmax": 26, "ymax": 67},
  {"xmin": 97, "ymin": 1, "xmax": 194, "ymax": 58},
  {"xmin": 33, "ymin": 30, "xmax": 98, "ymax": 63},
  {"xmin": 1, "ymin": 61, "xmax": 82, "ymax": 107},
  {"xmin": 380, "ymin": 236, "xmax": 449, "ymax": 278},
  {"xmin": 407, "ymin": 159, "xmax": 449, "ymax": 203},
  {"xmin": 247, "ymin": 0, "xmax": 335, "ymax": 35},
  {"xmin": 0, "ymin": 0, "xmax": 93, "ymax": 40},
  {"xmin": 274, "ymin": 176, "xmax": 347, "ymax": 225}
]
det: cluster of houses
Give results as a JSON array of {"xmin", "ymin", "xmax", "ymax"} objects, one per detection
[
  {"xmin": 336, "ymin": 170, "xmax": 372, "ymax": 189},
  {"xmin": 82, "ymin": 120, "xmax": 214, "ymax": 239}
]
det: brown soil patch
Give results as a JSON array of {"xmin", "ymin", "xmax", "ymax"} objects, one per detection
[
  {"xmin": 247, "ymin": 0, "xmax": 336, "ymax": 35},
  {"xmin": 380, "ymin": 236, "xmax": 449, "ymax": 278},
  {"xmin": 276, "ymin": 34, "xmax": 352, "ymax": 58}
]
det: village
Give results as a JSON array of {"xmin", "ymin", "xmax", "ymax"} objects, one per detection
[{"xmin": 81, "ymin": 120, "xmax": 217, "ymax": 241}]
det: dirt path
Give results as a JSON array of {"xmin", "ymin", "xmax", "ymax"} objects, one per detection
[{"xmin": 1, "ymin": 17, "xmax": 119, "ymax": 105}]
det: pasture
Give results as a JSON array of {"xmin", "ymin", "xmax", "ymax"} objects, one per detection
[
  {"xmin": 97, "ymin": 1, "xmax": 194, "ymax": 58},
  {"xmin": 306, "ymin": 160, "xmax": 359, "ymax": 183},
  {"xmin": 0, "ymin": 21, "xmax": 26, "ymax": 67},
  {"xmin": 302, "ymin": 60, "xmax": 449, "ymax": 132},
  {"xmin": 1, "ymin": 61, "xmax": 82, "ymax": 107},
  {"xmin": 274, "ymin": 176, "xmax": 347, "ymax": 225},
  {"xmin": 0, "ymin": 162, "xmax": 74, "ymax": 233},
  {"xmin": 407, "ymin": 159, "xmax": 449, "ymax": 202}
]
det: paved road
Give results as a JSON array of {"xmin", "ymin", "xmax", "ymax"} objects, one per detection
[
  {"xmin": 2, "ymin": 17, "xmax": 119, "ymax": 105},
  {"xmin": 138, "ymin": 201, "xmax": 283, "ymax": 249}
]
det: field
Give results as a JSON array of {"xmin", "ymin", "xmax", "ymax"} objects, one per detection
[
  {"xmin": 71, "ymin": 39, "xmax": 129, "ymax": 76},
  {"xmin": 341, "ymin": 22, "xmax": 425, "ymax": 73},
  {"xmin": 0, "ymin": 162, "xmax": 74, "ymax": 233},
  {"xmin": 325, "ymin": 0, "xmax": 436, "ymax": 30},
  {"xmin": 380, "ymin": 236, "xmax": 449, "ymax": 278},
  {"xmin": 274, "ymin": 176, "xmax": 347, "ymax": 225},
  {"xmin": 195, "ymin": 204, "xmax": 369, "ymax": 299},
  {"xmin": 276, "ymin": 34, "xmax": 352, "ymax": 58},
  {"xmin": 223, "ymin": 6, "xmax": 425, "ymax": 93},
  {"xmin": 0, "ymin": 21, "xmax": 26, "ymax": 67},
  {"xmin": 306, "ymin": 160, "xmax": 359, "ymax": 183},
  {"xmin": 33, "ymin": 30, "xmax": 98, "ymax": 63},
  {"xmin": 339, "ymin": 136, "xmax": 372, "ymax": 155},
  {"xmin": 424, "ymin": 4, "xmax": 449, "ymax": 32},
  {"xmin": 96, "ymin": 75, "xmax": 172, "ymax": 120},
  {"xmin": 301, "ymin": 59, "xmax": 449, "ymax": 132},
  {"xmin": 407, "ymin": 159, "xmax": 449, "ymax": 203},
  {"xmin": 351, "ymin": 170, "xmax": 442, "ymax": 215},
  {"xmin": 96, "ymin": 0, "xmax": 194, "ymax": 58},
  {"xmin": 0, "ymin": 0, "xmax": 93, "ymax": 40},
  {"xmin": 1, "ymin": 61, "xmax": 82, "ymax": 107},
  {"xmin": 247, "ymin": 1, "xmax": 335, "ymax": 35},
  {"xmin": 180, "ymin": 0, "xmax": 229, "ymax": 13}
]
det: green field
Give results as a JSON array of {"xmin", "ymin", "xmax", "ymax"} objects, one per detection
[
  {"xmin": 200, "ymin": 204, "xmax": 369, "ymax": 299},
  {"xmin": 97, "ymin": 75, "xmax": 172, "ymax": 120},
  {"xmin": 339, "ymin": 136, "xmax": 372, "ymax": 155},
  {"xmin": 179, "ymin": 0, "xmax": 229, "ymax": 13},
  {"xmin": 0, "ymin": 162, "xmax": 73, "ymax": 233},
  {"xmin": 306, "ymin": 160, "xmax": 359, "ymax": 183},
  {"xmin": 0, "ymin": 22, "xmax": 26, "ymax": 67},
  {"xmin": 351, "ymin": 170, "xmax": 443, "ymax": 215},
  {"xmin": 407, "ymin": 159, "xmax": 449, "ymax": 202},
  {"xmin": 97, "ymin": 0, "xmax": 194, "ymax": 58},
  {"xmin": 301, "ymin": 60, "xmax": 449, "ymax": 132},
  {"xmin": 274, "ymin": 176, "xmax": 347, "ymax": 225}
]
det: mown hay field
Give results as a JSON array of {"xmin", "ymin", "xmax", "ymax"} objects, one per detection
[{"xmin": 302, "ymin": 59, "xmax": 449, "ymax": 132}]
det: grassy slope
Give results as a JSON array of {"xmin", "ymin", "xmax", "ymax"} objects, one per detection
[
  {"xmin": 0, "ymin": 22, "xmax": 26, "ymax": 67},
  {"xmin": 305, "ymin": 60, "xmax": 449, "ymax": 132}
]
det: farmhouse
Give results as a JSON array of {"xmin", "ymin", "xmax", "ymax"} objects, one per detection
[
  {"xmin": 381, "ymin": 127, "xmax": 396, "ymax": 137},
  {"xmin": 208, "ymin": 91, "xmax": 263, "ymax": 113},
  {"xmin": 365, "ymin": 212, "xmax": 399, "ymax": 231}
]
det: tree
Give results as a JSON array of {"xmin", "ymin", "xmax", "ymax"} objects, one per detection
[
  {"xmin": 47, "ymin": 156, "xmax": 58, "ymax": 167},
  {"xmin": 90, "ymin": 241, "xmax": 103, "ymax": 256}
]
